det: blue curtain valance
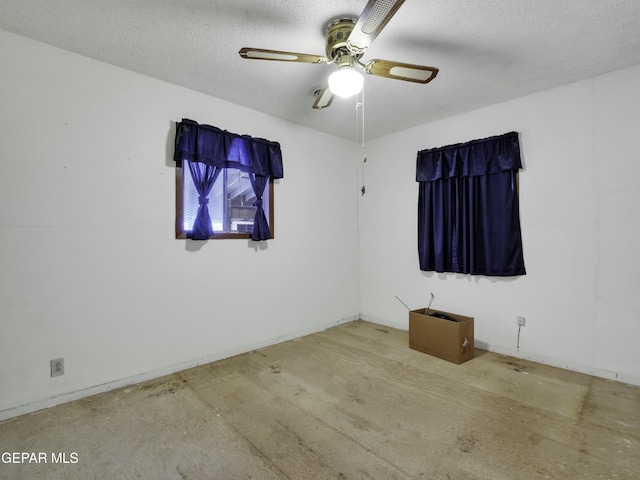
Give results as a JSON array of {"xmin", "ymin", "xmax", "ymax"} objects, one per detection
[
  {"xmin": 416, "ymin": 131, "xmax": 521, "ymax": 182},
  {"xmin": 174, "ymin": 118, "xmax": 284, "ymax": 179}
]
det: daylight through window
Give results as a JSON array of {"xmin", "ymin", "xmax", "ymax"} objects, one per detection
[{"xmin": 176, "ymin": 160, "xmax": 273, "ymax": 239}]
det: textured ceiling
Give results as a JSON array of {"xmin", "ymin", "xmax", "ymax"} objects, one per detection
[{"xmin": 2, "ymin": 0, "xmax": 640, "ymax": 141}]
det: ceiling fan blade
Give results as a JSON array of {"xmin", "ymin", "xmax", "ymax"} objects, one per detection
[
  {"xmin": 239, "ymin": 48, "xmax": 326, "ymax": 64},
  {"xmin": 312, "ymin": 87, "xmax": 334, "ymax": 109},
  {"xmin": 365, "ymin": 59, "xmax": 439, "ymax": 84},
  {"xmin": 347, "ymin": 0, "xmax": 406, "ymax": 53}
]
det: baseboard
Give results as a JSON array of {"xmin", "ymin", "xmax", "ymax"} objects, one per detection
[
  {"xmin": 7, "ymin": 314, "xmax": 635, "ymax": 423},
  {"xmin": 0, "ymin": 315, "xmax": 359, "ymax": 422},
  {"xmin": 474, "ymin": 341, "xmax": 640, "ymax": 387},
  {"xmin": 359, "ymin": 314, "xmax": 640, "ymax": 387}
]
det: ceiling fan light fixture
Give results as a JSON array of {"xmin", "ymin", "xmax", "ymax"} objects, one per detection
[{"xmin": 328, "ymin": 67, "xmax": 364, "ymax": 98}]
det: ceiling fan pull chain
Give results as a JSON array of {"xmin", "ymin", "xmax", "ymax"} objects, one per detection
[{"xmin": 356, "ymin": 87, "xmax": 367, "ymax": 195}]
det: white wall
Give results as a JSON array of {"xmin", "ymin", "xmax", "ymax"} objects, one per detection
[
  {"xmin": 0, "ymin": 30, "xmax": 360, "ymax": 420},
  {"xmin": 359, "ymin": 64, "xmax": 640, "ymax": 385}
]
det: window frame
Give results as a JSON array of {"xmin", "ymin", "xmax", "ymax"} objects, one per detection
[{"xmin": 175, "ymin": 159, "xmax": 275, "ymax": 240}]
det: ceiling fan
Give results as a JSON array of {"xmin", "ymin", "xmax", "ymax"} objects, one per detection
[{"xmin": 239, "ymin": 0, "xmax": 439, "ymax": 109}]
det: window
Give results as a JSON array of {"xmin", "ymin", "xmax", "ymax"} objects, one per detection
[
  {"xmin": 175, "ymin": 159, "xmax": 274, "ymax": 239},
  {"xmin": 173, "ymin": 118, "xmax": 283, "ymax": 241}
]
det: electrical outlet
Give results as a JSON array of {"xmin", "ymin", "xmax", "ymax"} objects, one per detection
[
  {"xmin": 517, "ymin": 316, "xmax": 526, "ymax": 327},
  {"xmin": 50, "ymin": 358, "xmax": 64, "ymax": 377}
]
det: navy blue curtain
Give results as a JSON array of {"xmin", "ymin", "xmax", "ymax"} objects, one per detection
[
  {"xmin": 248, "ymin": 174, "xmax": 271, "ymax": 241},
  {"xmin": 174, "ymin": 119, "xmax": 283, "ymax": 240},
  {"xmin": 416, "ymin": 131, "xmax": 525, "ymax": 276},
  {"xmin": 188, "ymin": 162, "xmax": 221, "ymax": 240},
  {"xmin": 174, "ymin": 119, "xmax": 283, "ymax": 178}
]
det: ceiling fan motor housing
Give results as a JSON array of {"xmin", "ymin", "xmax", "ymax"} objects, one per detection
[{"xmin": 325, "ymin": 19, "xmax": 357, "ymax": 61}]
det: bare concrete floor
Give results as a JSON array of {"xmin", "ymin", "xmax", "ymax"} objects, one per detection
[{"xmin": 1, "ymin": 320, "xmax": 639, "ymax": 479}]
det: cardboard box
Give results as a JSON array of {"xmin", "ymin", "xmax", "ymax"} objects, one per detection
[{"xmin": 409, "ymin": 309, "xmax": 474, "ymax": 364}]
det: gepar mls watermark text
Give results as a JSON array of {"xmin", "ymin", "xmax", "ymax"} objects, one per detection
[{"xmin": 2, "ymin": 452, "xmax": 78, "ymax": 464}]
